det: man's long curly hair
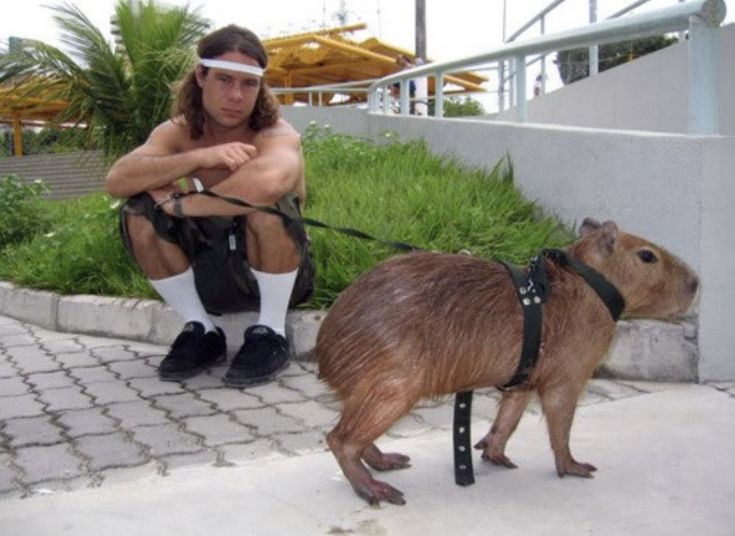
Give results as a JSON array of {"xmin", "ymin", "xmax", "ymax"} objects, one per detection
[{"xmin": 173, "ymin": 25, "xmax": 280, "ymax": 139}]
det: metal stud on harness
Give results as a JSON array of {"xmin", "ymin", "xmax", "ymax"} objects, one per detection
[{"xmin": 451, "ymin": 249, "xmax": 625, "ymax": 487}]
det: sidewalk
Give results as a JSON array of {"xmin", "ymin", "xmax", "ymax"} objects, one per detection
[{"xmin": 1, "ymin": 313, "xmax": 734, "ymax": 535}]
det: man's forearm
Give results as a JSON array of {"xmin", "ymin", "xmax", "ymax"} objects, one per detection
[{"xmin": 106, "ymin": 150, "xmax": 204, "ymax": 198}]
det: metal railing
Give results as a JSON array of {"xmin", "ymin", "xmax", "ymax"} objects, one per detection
[
  {"xmin": 367, "ymin": 0, "xmax": 725, "ymax": 134},
  {"xmin": 272, "ymin": 80, "xmax": 372, "ymax": 107},
  {"xmin": 500, "ymin": 0, "xmax": 675, "ymax": 109}
]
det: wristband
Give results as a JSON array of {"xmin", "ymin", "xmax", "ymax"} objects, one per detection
[
  {"xmin": 191, "ymin": 177, "xmax": 204, "ymax": 192},
  {"xmin": 176, "ymin": 177, "xmax": 189, "ymax": 193}
]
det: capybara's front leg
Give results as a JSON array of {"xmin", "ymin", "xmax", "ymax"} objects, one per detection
[
  {"xmin": 538, "ymin": 384, "xmax": 597, "ymax": 478},
  {"xmin": 475, "ymin": 389, "xmax": 533, "ymax": 468},
  {"xmin": 362, "ymin": 443, "xmax": 411, "ymax": 471}
]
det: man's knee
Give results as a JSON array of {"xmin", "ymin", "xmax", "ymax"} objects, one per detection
[
  {"xmin": 124, "ymin": 212, "xmax": 160, "ymax": 249},
  {"xmin": 246, "ymin": 211, "xmax": 292, "ymax": 239}
]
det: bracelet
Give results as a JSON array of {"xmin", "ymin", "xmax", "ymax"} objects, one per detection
[{"xmin": 175, "ymin": 177, "xmax": 204, "ymax": 194}]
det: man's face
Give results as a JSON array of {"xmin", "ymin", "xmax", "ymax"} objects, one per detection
[{"xmin": 196, "ymin": 51, "xmax": 262, "ymax": 130}]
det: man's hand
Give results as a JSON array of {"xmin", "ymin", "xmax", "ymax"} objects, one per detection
[
  {"xmin": 196, "ymin": 142, "xmax": 258, "ymax": 171},
  {"xmin": 149, "ymin": 187, "xmax": 179, "ymax": 216}
]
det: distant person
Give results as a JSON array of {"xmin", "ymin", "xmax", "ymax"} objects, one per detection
[
  {"xmin": 533, "ymin": 74, "xmax": 544, "ymax": 97},
  {"xmin": 105, "ymin": 25, "xmax": 314, "ymax": 388},
  {"xmin": 391, "ymin": 54, "xmax": 417, "ymax": 114}
]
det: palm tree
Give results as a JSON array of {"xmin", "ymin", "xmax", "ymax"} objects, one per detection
[{"xmin": 0, "ymin": 1, "xmax": 209, "ymax": 159}]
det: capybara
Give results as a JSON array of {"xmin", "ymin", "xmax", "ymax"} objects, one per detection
[{"xmin": 316, "ymin": 218, "xmax": 699, "ymax": 506}]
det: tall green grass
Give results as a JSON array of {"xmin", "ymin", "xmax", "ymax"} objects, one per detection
[{"xmin": 0, "ymin": 128, "xmax": 574, "ymax": 308}]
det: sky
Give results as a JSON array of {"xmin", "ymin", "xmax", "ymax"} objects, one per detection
[{"xmin": 0, "ymin": 0, "xmax": 731, "ymax": 111}]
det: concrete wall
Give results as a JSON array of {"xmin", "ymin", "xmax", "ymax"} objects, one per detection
[
  {"xmin": 283, "ymin": 106, "xmax": 735, "ymax": 381},
  {"xmin": 495, "ymin": 23, "xmax": 735, "ymax": 136}
]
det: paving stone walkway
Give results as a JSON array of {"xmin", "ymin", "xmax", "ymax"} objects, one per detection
[{"xmin": 2, "ymin": 314, "xmax": 732, "ymax": 501}]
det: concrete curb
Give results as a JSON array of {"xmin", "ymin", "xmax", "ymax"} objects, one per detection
[{"xmin": 0, "ymin": 281, "xmax": 698, "ymax": 380}]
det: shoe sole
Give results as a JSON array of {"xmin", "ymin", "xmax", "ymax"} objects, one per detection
[
  {"xmin": 158, "ymin": 353, "xmax": 226, "ymax": 382},
  {"xmin": 223, "ymin": 357, "xmax": 290, "ymax": 388}
]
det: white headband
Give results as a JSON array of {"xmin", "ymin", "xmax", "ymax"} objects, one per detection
[{"xmin": 199, "ymin": 58, "xmax": 264, "ymax": 77}]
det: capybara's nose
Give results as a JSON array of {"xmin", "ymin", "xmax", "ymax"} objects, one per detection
[{"xmin": 688, "ymin": 275, "xmax": 699, "ymax": 295}]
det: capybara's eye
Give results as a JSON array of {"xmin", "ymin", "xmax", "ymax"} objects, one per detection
[{"xmin": 637, "ymin": 249, "xmax": 658, "ymax": 264}]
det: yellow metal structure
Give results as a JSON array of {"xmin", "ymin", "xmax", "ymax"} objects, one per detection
[
  {"xmin": 0, "ymin": 84, "xmax": 68, "ymax": 156},
  {"xmin": 263, "ymin": 24, "xmax": 486, "ymax": 105},
  {"xmin": 1, "ymin": 24, "xmax": 487, "ymax": 155}
]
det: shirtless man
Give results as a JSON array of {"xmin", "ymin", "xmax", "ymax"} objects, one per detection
[{"xmin": 106, "ymin": 25, "xmax": 314, "ymax": 387}]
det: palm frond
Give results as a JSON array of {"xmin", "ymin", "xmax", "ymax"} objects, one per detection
[{"xmin": 1, "ymin": 0, "xmax": 209, "ymax": 159}]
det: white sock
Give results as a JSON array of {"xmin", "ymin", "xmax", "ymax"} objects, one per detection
[
  {"xmin": 251, "ymin": 268, "xmax": 298, "ymax": 337},
  {"xmin": 149, "ymin": 268, "xmax": 215, "ymax": 332}
]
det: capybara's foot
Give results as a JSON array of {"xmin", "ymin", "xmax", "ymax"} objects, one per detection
[
  {"xmin": 362, "ymin": 444, "xmax": 411, "ymax": 471},
  {"xmin": 555, "ymin": 456, "xmax": 597, "ymax": 478},
  {"xmin": 474, "ymin": 437, "xmax": 518, "ymax": 469},
  {"xmin": 353, "ymin": 478, "xmax": 406, "ymax": 506}
]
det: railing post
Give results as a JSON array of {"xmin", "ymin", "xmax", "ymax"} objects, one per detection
[
  {"xmin": 688, "ymin": 13, "xmax": 719, "ymax": 134},
  {"xmin": 589, "ymin": 0, "xmax": 599, "ymax": 75},
  {"xmin": 435, "ymin": 72, "xmax": 444, "ymax": 118},
  {"xmin": 400, "ymin": 79, "xmax": 410, "ymax": 116},
  {"xmin": 382, "ymin": 85, "xmax": 392, "ymax": 114},
  {"xmin": 514, "ymin": 55, "xmax": 527, "ymax": 122},
  {"xmin": 498, "ymin": 61, "xmax": 505, "ymax": 112}
]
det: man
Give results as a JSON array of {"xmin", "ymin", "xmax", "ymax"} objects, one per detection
[{"xmin": 106, "ymin": 25, "xmax": 314, "ymax": 387}]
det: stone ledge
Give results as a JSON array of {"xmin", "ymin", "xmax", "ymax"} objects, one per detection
[
  {"xmin": 0, "ymin": 281, "xmax": 699, "ymax": 380},
  {"xmin": 0, "ymin": 282, "xmax": 58, "ymax": 331}
]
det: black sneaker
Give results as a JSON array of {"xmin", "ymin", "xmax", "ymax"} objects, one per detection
[
  {"xmin": 224, "ymin": 325, "xmax": 290, "ymax": 387},
  {"xmin": 158, "ymin": 321, "xmax": 226, "ymax": 381}
]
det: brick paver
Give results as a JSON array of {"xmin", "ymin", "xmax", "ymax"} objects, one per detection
[
  {"xmin": 2, "ymin": 415, "xmax": 64, "ymax": 447},
  {"xmin": 75, "ymin": 432, "xmax": 147, "ymax": 470},
  {"xmin": 56, "ymin": 408, "xmax": 118, "ymax": 437}
]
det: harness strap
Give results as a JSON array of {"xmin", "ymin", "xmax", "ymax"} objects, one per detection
[
  {"xmin": 453, "ymin": 391, "xmax": 475, "ymax": 486},
  {"xmin": 543, "ymin": 249, "xmax": 625, "ymax": 321},
  {"xmin": 498, "ymin": 260, "xmax": 545, "ymax": 390}
]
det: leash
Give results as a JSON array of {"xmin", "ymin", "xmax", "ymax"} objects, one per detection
[
  {"xmin": 169, "ymin": 188, "xmax": 423, "ymax": 253},
  {"xmin": 452, "ymin": 248, "xmax": 626, "ymax": 487}
]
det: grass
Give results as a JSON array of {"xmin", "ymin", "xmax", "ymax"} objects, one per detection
[{"xmin": 0, "ymin": 127, "xmax": 575, "ymax": 309}]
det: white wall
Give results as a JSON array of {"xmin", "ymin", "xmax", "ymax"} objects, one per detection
[
  {"xmin": 495, "ymin": 23, "xmax": 735, "ymax": 136},
  {"xmin": 283, "ymin": 106, "xmax": 735, "ymax": 381}
]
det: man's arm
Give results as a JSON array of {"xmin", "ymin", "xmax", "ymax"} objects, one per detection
[
  {"xmin": 152, "ymin": 127, "xmax": 303, "ymax": 217},
  {"xmin": 105, "ymin": 121, "xmax": 257, "ymax": 198}
]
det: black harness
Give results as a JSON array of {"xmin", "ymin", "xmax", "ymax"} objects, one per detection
[{"xmin": 453, "ymin": 249, "xmax": 625, "ymax": 487}]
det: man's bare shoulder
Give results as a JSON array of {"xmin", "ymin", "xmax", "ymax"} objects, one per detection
[
  {"xmin": 148, "ymin": 118, "xmax": 192, "ymax": 148},
  {"xmin": 256, "ymin": 119, "xmax": 300, "ymax": 141}
]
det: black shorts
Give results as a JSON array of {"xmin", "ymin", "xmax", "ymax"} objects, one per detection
[{"xmin": 120, "ymin": 192, "xmax": 315, "ymax": 314}]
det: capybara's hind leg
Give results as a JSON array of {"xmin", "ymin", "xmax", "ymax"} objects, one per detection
[
  {"xmin": 538, "ymin": 384, "xmax": 597, "ymax": 478},
  {"xmin": 474, "ymin": 389, "xmax": 532, "ymax": 468},
  {"xmin": 362, "ymin": 443, "xmax": 411, "ymax": 471},
  {"xmin": 327, "ymin": 389, "xmax": 417, "ymax": 505}
]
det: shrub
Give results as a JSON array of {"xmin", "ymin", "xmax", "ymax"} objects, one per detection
[{"xmin": 0, "ymin": 175, "xmax": 51, "ymax": 248}]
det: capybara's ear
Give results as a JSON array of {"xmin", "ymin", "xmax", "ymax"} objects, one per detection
[
  {"xmin": 579, "ymin": 217, "xmax": 601, "ymax": 236},
  {"xmin": 597, "ymin": 221, "xmax": 619, "ymax": 255}
]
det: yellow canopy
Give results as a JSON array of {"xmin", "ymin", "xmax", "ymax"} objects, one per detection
[
  {"xmin": 0, "ymin": 84, "xmax": 69, "ymax": 156},
  {"xmin": 264, "ymin": 24, "xmax": 487, "ymax": 105}
]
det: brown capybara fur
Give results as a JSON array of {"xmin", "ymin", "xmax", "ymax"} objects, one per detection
[{"xmin": 315, "ymin": 218, "xmax": 699, "ymax": 506}]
